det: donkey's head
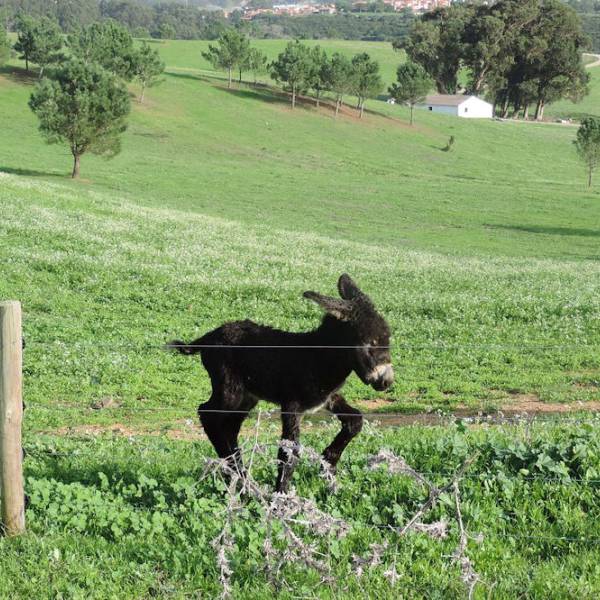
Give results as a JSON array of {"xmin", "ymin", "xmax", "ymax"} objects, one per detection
[{"xmin": 304, "ymin": 274, "xmax": 394, "ymax": 391}]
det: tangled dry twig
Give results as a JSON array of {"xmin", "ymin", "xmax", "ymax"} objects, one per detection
[
  {"xmin": 207, "ymin": 417, "xmax": 482, "ymax": 599},
  {"xmin": 368, "ymin": 449, "xmax": 483, "ymax": 597}
]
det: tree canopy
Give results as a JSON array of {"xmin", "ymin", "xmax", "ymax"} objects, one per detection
[
  {"xmin": 202, "ymin": 29, "xmax": 250, "ymax": 89},
  {"xmin": 324, "ymin": 52, "xmax": 353, "ymax": 117},
  {"xmin": 244, "ymin": 47, "xmax": 268, "ymax": 85},
  {"xmin": 307, "ymin": 45, "xmax": 328, "ymax": 108},
  {"xmin": 399, "ymin": 4, "xmax": 473, "ymax": 95},
  {"xmin": 270, "ymin": 40, "xmax": 313, "ymax": 108},
  {"xmin": 350, "ymin": 52, "xmax": 383, "ymax": 118},
  {"xmin": 14, "ymin": 15, "xmax": 37, "ymax": 72},
  {"xmin": 388, "ymin": 61, "xmax": 432, "ymax": 125},
  {"xmin": 133, "ymin": 41, "xmax": 165, "ymax": 102},
  {"xmin": 68, "ymin": 20, "xmax": 138, "ymax": 81},
  {"xmin": 399, "ymin": 0, "xmax": 591, "ymax": 119},
  {"xmin": 28, "ymin": 16, "xmax": 63, "ymax": 79},
  {"xmin": 29, "ymin": 59, "xmax": 131, "ymax": 178}
]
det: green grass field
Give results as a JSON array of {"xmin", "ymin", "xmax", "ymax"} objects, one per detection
[
  {"xmin": 1, "ymin": 41, "xmax": 599, "ymax": 426},
  {"xmin": 1, "ymin": 39, "xmax": 600, "ymax": 599}
]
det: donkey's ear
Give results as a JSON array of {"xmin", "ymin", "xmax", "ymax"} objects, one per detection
[
  {"xmin": 338, "ymin": 274, "xmax": 363, "ymax": 301},
  {"xmin": 303, "ymin": 291, "xmax": 351, "ymax": 321}
]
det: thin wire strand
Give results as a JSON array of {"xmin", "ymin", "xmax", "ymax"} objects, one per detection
[
  {"xmin": 22, "ymin": 405, "xmax": 600, "ymax": 422},
  {"xmin": 20, "ymin": 437, "xmax": 600, "ymax": 484},
  {"xmin": 367, "ymin": 523, "xmax": 600, "ymax": 544},
  {"xmin": 20, "ymin": 340, "xmax": 600, "ymax": 350}
]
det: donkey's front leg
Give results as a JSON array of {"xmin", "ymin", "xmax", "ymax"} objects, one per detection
[
  {"xmin": 322, "ymin": 394, "xmax": 363, "ymax": 469},
  {"xmin": 275, "ymin": 411, "xmax": 301, "ymax": 493}
]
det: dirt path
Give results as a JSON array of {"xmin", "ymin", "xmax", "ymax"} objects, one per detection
[
  {"xmin": 584, "ymin": 53, "xmax": 600, "ymax": 69},
  {"xmin": 43, "ymin": 396, "xmax": 600, "ymax": 439}
]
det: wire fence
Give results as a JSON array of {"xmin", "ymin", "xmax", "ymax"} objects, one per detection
[
  {"xmin": 21, "ymin": 428, "xmax": 600, "ymax": 538},
  {"xmin": 9, "ymin": 336, "xmax": 600, "ymax": 597},
  {"xmin": 21, "ymin": 340, "xmax": 600, "ymax": 350},
  {"xmin": 22, "ymin": 403, "xmax": 600, "ymax": 424}
]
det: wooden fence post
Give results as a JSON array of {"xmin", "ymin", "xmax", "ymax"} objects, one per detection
[{"xmin": 0, "ymin": 301, "xmax": 25, "ymax": 536}]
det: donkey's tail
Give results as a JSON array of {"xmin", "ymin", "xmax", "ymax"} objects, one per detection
[{"xmin": 165, "ymin": 338, "xmax": 206, "ymax": 355}]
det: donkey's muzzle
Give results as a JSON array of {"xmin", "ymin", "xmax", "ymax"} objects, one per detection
[{"xmin": 367, "ymin": 363, "xmax": 394, "ymax": 391}]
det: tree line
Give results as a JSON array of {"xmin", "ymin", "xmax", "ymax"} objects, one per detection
[
  {"xmin": 0, "ymin": 0, "xmax": 414, "ymax": 43},
  {"xmin": 397, "ymin": 0, "xmax": 591, "ymax": 121},
  {"xmin": 0, "ymin": 18, "xmax": 165, "ymax": 178},
  {"xmin": 246, "ymin": 13, "xmax": 414, "ymax": 42},
  {"xmin": 567, "ymin": 0, "xmax": 600, "ymax": 51}
]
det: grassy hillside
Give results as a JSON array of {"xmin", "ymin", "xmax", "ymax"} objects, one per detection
[
  {"xmin": 1, "ymin": 40, "xmax": 600, "ymax": 600},
  {"xmin": 0, "ymin": 41, "xmax": 599, "ymax": 431}
]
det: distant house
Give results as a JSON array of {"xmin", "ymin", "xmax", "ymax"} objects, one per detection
[{"xmin": 418, "ymin": 95, "xmax": 493, "ymax": 119}]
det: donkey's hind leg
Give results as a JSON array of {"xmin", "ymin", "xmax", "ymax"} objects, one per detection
[
  {"xmin": 322, "ymin": 394, "xmax": 363, "ymax": 469},
  {"xmin": 275, "ymin": 410, "xmax": 302, "ymax": 493}
]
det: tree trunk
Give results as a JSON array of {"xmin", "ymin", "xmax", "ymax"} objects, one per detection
[
  {"xmin": 292, "ymin": 84, "xmax": 296, "ymax": 109},
  {"xmin": 472, "ymin": 74, "xmax": 484, "ymax": 95},
  {"xmin": 410, "ymin": 104, "xmax": 414, "ymax": 126},
  {"xmin": 501, "ymin": 96, "xmax": 509, "ymax": 119},
  {"xmin": 140, "ymin": 83, "xmax": 146, "ymax": 104},
  {"xmin": 25, "ymin": 58, "xmax": 29, "ymax": 73},
  {"xmin": 522, "ymin": 104, "xmax": 529, "ymax": 120},
  {"xmin": 316, "ymin": 90, "xmax": 320, "ymax": 108},
  {"xmin": 227, "ymin": 67, "xmax": 232, "ymax": 89},
  {"xmin": 72, "ymin": 154, "xmax": 81, "ymax": 179},
  {"xmin": 239, "ymin": 68, "xmax": 242, "ymax": 84},
  {"xmin": 335, "ymin": 97, "xmax": 340, "ymax": 118},
  {"xmin": 359, "ymin": 101, "xmax": 364, "ymax": 119},
  {"xmin": 38, "ymin": 65, "xmax": 44, "ymax": 80},
  {"xmin": 534, "ymin": 97, "xmax": 545, "ymax": 121}
]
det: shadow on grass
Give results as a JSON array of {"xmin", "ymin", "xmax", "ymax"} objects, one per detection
[
  {"xmin": 488, "ymin": 224, "xmax": 600, "ymax": 238},
  {"xmin": 165, "ymin": 70, "xmax": 201, "ymax": 82},
  {"xmin": 215, "ymin": 82, "xmax": 376, "ymax": 120},
  {"xmin": 218, "ymin": 84, "xmax": 292, "ymax": 106},
  {"xmin": 167, "ymin": 70, "xmax": 414, "ymax": 125},
  {"xmin": 0, "ymin": 65, "xmax": 38, "ymax": 84},
  {"xmin": 0, "ymin": 165, "xmax": 64, "ymax": 178}
]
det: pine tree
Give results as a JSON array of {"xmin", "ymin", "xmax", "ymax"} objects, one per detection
[
  {"xmin": 29, "ymin": 59, "xmax": 131, "ymax": 179},
  {"xmin": 133, "ymin": 41, "xmax": 165, "ymax": 103}
]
